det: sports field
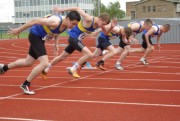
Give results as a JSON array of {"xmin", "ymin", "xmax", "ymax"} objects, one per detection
[{"xmin": 0, "ymin": 37, "xmax": 180, "ymax": 121}]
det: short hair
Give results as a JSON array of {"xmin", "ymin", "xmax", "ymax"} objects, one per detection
[
  {"xmin": 66, "ymin": 11, "xmax": 81, "ymax": 22},
  {"xmin": 98, "ymin": 12, "xmax": 111, "ymax": 24},
  {"xmin": 163, "ymin": 24, "xmax": 170, "ymax": 30},
  {"xmin": 124, "ymin": 27, "xmax": 132, "ymax": 39},
  {"xmin": 144, "ymin": 19, "xmax": 153, "ymax": 26}
]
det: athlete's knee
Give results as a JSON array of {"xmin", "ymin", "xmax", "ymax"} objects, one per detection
[
  {"xmin": 111, "ymin": 50, "xmax": 117, "ymax": 56},
  {"xmin": 25, "ymin": 61, "xmax": 34, "ymax": 66},
  {"xmin": 87, "ymin": 53, "xmax": 93, "ymax": 59},
  {"xmin": 41, "ymin": 61, "xmax": 49, "ymax": 68}
]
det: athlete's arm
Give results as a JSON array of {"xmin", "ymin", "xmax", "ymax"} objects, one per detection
[
  {"xmin": 53, "ymin": 35, "xmax": 60, "ymax": 56},
  {"xmin": 157, "ymin": 33, "xmax": 162, "ymax": 51},
  {"xmin": 101, "ymin": 18, "xmax": 117, "ymax": 35},
  {"xmin": 8, "ymin": 16, "xmax": 60, "ymax": 36},
  {"xmin": 53, "ymin": 6, "xmax": 92, "ymax": 22},
  {"xmin": 145, "ymin": 27, "xmax": 155, "ymax": 47}
]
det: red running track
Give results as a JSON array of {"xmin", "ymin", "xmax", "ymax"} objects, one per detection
[{"xmin": 0, "ymin": 38, "xmax": 180, "ymax": 121}]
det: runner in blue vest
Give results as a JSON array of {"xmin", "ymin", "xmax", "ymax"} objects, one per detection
[
  {"xmin": 0, "ymin": 11, "xmax": 81, "ymax": 95},
  {"xmin": 132, "ymin": 24, "xmax": 170, "ymax": 65},
  {"xmin": 115, "ymin": 19, "xmax": 153, "ymax": 70},
  {"xmin": 43, "ymin": 7, "xmax": 114, "ymax": 78}
]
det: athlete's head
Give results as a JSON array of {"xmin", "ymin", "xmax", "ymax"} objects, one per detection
[
  {"xmin": 124, "ymin": 27, "xmax": 133, "ymax": 40},
  {"xmin": 97, "ymin": 12, "xmax": 111, "ymax": 27},
  {"xmin": 66, "ymin": 11, "xmax": 81, "ymax": 29},
  {"xmin": 143, "ymin": 19, "xmax": 153, "ymax": 30},
  {"xmin": 162, "ymin": 24, "xmax": 170, "ymax": 33}
]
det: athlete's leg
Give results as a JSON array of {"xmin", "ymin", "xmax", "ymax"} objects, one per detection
[
  {"xmin": 101, "ymin": 45, "xmax": 116, "ymax": 61},
  {"xmin": 0, "ymin": 55, "xmax": 35, "ymax": 74},
  {"xmin": 27, "ymin": 55, "xmax": 49, "ymax": 82},
  {"xmin": 44, "ymin": 51, "xmax": 70, "ymax": 73}
]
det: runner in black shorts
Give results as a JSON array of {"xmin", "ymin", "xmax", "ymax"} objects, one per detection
[
  {"xmin": 115, "ymin": 19, "xmax": 153, "ymax": 70},
  {"xmin": 0, "ymin": 11, "xmax": 81, "ymax": 94},
  {"xmin": 65, "ymin": 36, "xmax": 85, "ymax": 54},
  {"xmin": 141, "ymin": 33, "xmax": 153, "ymax": 49},
  {"xmin": 43, "ymin": 6, "xmax": 113, "ymax": 78},
  {"xmin": 82, "ymin": 25, "xmax": 132, "ymax": 71},
  {"xmin": 131, "ymin": 24, "xmax": 170, "ymax": 65}
]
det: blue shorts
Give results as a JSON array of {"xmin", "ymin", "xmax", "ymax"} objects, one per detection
[
  {"xmin": 142, "ymin": 34, "xmax": 153, "ymax": 49},
  {"xmin": 119, "ymin": 36, "xmax": 129, "ymax": 49},
  {"xmin": 28, "ymin": 32, "xmax": 46, "ymax": 59},
  {"xmin": 65, "ymin": 36, "xmax": 85, "ymax": 54},
  {"xmin": 97, "ymin": 37, "xmax": 111, "ymax": 51}
]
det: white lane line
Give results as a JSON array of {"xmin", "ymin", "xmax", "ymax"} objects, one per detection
[
  {"xmin": 1, "ymin": 84, "xmax": 180, "ymax": 92},
  {"xmin": 1, "ymin": 76, "xmax": 179, "ymax": 82},
  {"xmin": 0, "ymin": 117, "xmax": 53, "ymax": 121},
  {"xmin": 0, "ymin": 52, "xmax": 177, "ymax": 105},
  {"xmin": 4, "ymin": 97, "xmax": 180, "ymax": 108}
]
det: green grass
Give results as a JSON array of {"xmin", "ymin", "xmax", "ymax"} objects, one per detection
[{"xmin": 0, "ymin": 31, "xmax": 68, "ymax": 39}]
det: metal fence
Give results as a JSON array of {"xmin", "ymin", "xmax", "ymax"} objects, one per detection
[{"xmin": 99, "ymin": 18, "xmax": 180, "ymax": 45}]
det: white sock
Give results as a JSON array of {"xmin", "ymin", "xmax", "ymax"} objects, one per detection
[
  {"xmin": 44, "ymin": 63, "xmax": 52, "ymax": 73},
  {"xmin": 116, "ymin": 61, "xmax": 121, "ymax": 65},
  {"xmin": 71, "ymin": 62, "xmax": 80, "ymax": 70}
]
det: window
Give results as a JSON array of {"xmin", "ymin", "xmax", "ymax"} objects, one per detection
[
  {"xmin": 49, "ymin": 0, "xmax": 53, "ymax": 5},
  {"xmin": 34, "ymin": 11, "xmax": 38, "ymax": 17},
  {"xmin": 19, "ymin": 1, "xmax": 21, "ymax": 7},
  {"xmin": 153, "ymin": 6, "xmax": 156, "ymax": 12},
  {"xmin": 38, "ymin": 11, "xmax": 42, "ymax": 17},
  {"xmin": 61, "ymin": 0, "xmax": 64, "ymax": 4},
  {"xmin": 30, "ymin": 0, "xmax": 33, "ymax": 6},
  {"xmin": 19, "ymin": 12, "xmax": 22, "ymax": 18},
  {"xmin": 15, "ymin": 12, "xmax": 19, "ymax": 18},
  {"xmin": 143, "ymin": 6, "xmax": 146, "ymax": 13},
  {"xmin": 44, "ymin": 0, "xmax": 48, "ymax": 5},
  {"xmin": 57, "ymin": 0, "xmax": 60, "ymax": 4},
  {"xmin": 15, "ymin": 1, "xmax": 18, "ymax": 7},
  {"xmin": 131, "ymin": 11, "xmax": 136, "ymax": 19},
  {"xmin": 37, "ymin": 0, "xmax": 40, "ymax": 5},
  {"xmin": 53, "ymin": 0, "xmax": 56, "ymax": 4},
  {"xmin": 65, "ymin": 0, "xmax": 68, "ymax": 4},
  {"xmin": 148, "ymin": 6, "xmax": 151, "ymax": 12},
  {"xmin": 30, "ymin": 11, "xmax": 34, "ymax": 17}
]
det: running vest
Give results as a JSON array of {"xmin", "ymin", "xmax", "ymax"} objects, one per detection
[
  {"xmin": 68, "ymin": 18, "xmax": 97, "ymax": 41},
  {"xmin": 128, "ymin": 22, "xmax": 142, "ymax": 34},
  {"xmin": 30, "ymin": 15, "xmax": 66, "ymax": 38},
  {"xmin": 143, "ymin": 24, "xmax": 161, "ymax": 37},
  {"xmin": 99, "ymin": 31, "xmax": 119, "ymax": 40}
]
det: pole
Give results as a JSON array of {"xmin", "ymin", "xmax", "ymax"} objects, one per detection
[{"xmin": 98, "ymin": 0, "xmax": 101, "ymax": 16}]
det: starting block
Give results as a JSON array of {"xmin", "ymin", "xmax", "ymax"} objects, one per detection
[
  {"xmin": 82, "ymin": 62, "xmax": 97, "ymax": 69},
  {"xmin": 66, "ymin": 62, "xmax": 96, "ymax": 70}
]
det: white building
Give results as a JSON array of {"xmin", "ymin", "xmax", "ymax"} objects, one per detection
[{"xmin": 14, "ymin": 0, "xmax": 94, "ymax": 24}]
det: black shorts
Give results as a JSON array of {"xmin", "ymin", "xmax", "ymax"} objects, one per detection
[
  {"xmin": 142, "ymin": 34, "xmax": 153, "ymax": 49},
  {"xmin": 65, "ymin": 36, "xmax": 85, "ymax": 54},
  {"xmin": 119, "ymin": 36, "xmax": 129, "ymax": 49},
  {"xmin": 97, "ymin": 37, "xmax": 111, "ymax": 51},
  {"xmin": 28, "ymin": 32, "xmax": 46, "ymax": 59}
]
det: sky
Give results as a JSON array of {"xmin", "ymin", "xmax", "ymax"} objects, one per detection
[{"xmin": 0, "ymin": 0, "xmax": 140, "ymax": 22}]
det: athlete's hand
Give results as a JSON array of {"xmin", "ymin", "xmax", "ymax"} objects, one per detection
[
  {"xmin": 110, "ymin": 18, "xmax": 118, "ymax": 29},
  {"xmin": 53, "ymin": 6, "xmax": 63, "ymax": 13},
  {"xmin": 53, "ymin": 44, "xmax": 59, "ymax": 56},
  {"xmin": 132, "ymin": 38, "xmax": 139, "ymax": 45},
  {"xmin": 7, "ymin": 28, "xmax": 20, "ymax": 36},
  {"xmin": 157, "ymin": 44, "xmax": 161, "ymax": 52}
]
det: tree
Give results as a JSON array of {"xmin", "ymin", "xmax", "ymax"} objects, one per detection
[
  {"xmin": 106, "ymin": 1, "xmax": 125, "ymax": 20},
  {"xmin": 92, "ymin": 0, "xmax": 125, "ymax": 20}
]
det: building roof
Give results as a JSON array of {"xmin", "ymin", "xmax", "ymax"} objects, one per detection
[
  {"xmin": 133, "ymin": 0, "xmax": 178, "ymax": 6},
  {"xmin": 118, "ymin": 18, "xmax": 180, "ymax": 26}
]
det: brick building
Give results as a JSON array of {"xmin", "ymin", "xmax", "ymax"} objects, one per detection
[{"xmin": 126, "ymin": 0, "xmax": 180, "ymax": 19}]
